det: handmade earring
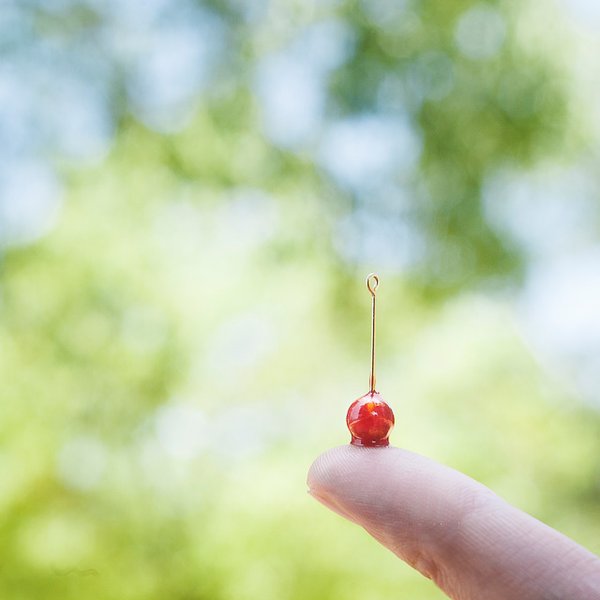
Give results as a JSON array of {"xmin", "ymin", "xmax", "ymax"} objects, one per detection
[{"xmin": 346, "ymin": 273, "xmax": 395, "ymax": 447}]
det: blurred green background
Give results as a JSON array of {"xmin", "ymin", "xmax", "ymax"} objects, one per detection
[{"xmin": 2, "ymin": 0, "xmax": 600, "ymax": 598}]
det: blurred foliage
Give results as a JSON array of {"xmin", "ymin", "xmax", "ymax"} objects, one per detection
[{"xmin": 1, "ymin": 1, "xmax": 599, "ymax": 599}]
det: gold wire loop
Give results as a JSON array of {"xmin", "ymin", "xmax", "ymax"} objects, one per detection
[
  {"xmin": 366, "ymin": 273, "xmax": 379, "ymax": 297},
  {"xmin": 366, "ymin": 273, "xmax": 379, "ymax": 393}
]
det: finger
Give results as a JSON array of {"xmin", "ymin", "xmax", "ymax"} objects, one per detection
[{"xmin": 307, "ymin": 445, "xmax": 600, "ymax": 600}]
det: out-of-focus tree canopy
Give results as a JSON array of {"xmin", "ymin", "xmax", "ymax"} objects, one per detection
[{"xmin": 1, "ymin": 0, "xmax": 575, "ymax": 290}]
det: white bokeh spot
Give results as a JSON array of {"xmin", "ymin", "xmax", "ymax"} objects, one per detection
[
  {"xmin": 455, "ymin": 5, "xmax": 506, "ymax": 60},
  {"xmin": 57, "ymin": 435, "xmax": 108, "ymax": 492}
]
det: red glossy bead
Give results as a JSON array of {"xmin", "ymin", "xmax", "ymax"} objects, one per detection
[{"xmin": 346, "ymin": 392, "xmax": 394, "ymax": 447}]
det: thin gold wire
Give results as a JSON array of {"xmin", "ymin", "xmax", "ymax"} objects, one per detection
[{"xmin": 366, "ymin": 273, "xmax": 379, "ymax": 394}]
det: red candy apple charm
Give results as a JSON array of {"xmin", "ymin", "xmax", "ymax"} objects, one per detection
[
  {"xmin": 347, "ymin": 391, "xmax": 394, "ymax": 446},
  {"xmin": 346, "ymin": 274, "xmax": 395, "ymax": 447}
]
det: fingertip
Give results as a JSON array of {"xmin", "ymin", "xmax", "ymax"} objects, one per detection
[
  {"xmin": 307, "ymin": 445, "xmax": 468, "ymax": 580},
  {"xmin": 307, "ymin": 445, "xmax": 384, "ymax": 524},
  {"xmin": 306, "ymin": 445, "xmax": 353, "ymax": 494},
  {"xmin": 307, "ymin": 446, "xmax": 600, "ymax": 600}
]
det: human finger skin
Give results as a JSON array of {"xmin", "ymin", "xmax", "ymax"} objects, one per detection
[{"xmin": 307, "ymin": 445, "xmax": 600, "ymax": 600}]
